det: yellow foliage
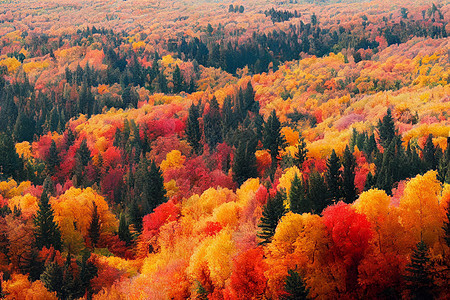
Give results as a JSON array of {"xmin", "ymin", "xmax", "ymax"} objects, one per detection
[
  {"xmin": 0, "ymin": 57, "xmax": 21, "ymax": 73},
  {"xmin": 188, "ymin": 230, "xmax": 235, "ymax": 288},
  {"xmin": 281, "ymin": 127, "xmax": 299, "ymax": 147},
  {"xmin": 19, "ymin": 48, "xmax": 28, "ymax": 58},
  {"xmin": 160, "ymin": 150, "xmax": 186, "ymax": 172},
  {"xmin": 22, "ymin": 60, "xmax": 50, "ymax": 73},
  {"xmin": 211, "ymin": 201, "xmax": 241, "ymax": 229},
  {"xmin": 399, "ymin": 171, "xmax": 444, "ymax": 247},
  {"xmin": 98, "ymin": 84, "xmax": 109, "ymax": 95},
  {"xmin": 3, "ymin": 273, "xmax": 58, "ymax": 300},
  {"xmin": 132, "ymin": 41, "xmax": 146, "ymax": 50},
  {"xmin": 8, "ymin": 194, "xmax": 39, "ymax": 219},
  {"xmin": 278, "ymin": 166, "xmax": 302, "ymax": 208},
  {"xmin": 182, "ymin": 187, "xmax": 236, "ymax": 220},
  {"xmin": 164, "ymin": 179, "xmax": 178, "ymax": 199},
  {"xmin": 16, "ymin": 141, "xmax": 32, "ymax": 159},
  {"xmin": 51, "ymin": 187, "xmax": 118, "ymax": 252},
  {"xmin": 97, "ymin": 255, "xmax": 141, "ymax": 277},
  {"xmin": 236, "ymin": 178, "xmax": 260, "ymax": 207}
]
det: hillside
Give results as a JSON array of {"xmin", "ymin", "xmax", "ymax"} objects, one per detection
[{"xmin": 0, "ymin": 0, "xmax": 449, "ymax": 299}]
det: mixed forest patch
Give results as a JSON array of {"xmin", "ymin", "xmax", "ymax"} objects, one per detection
[{"xmin": 0, "ymin": 0, "xmax": 449, "ymax": 298}]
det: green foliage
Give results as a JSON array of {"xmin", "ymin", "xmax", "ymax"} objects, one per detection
[
  {"xmin": 186, "ymin": 103, "xmax": 203, "ymax": 155},
  {"xmin": 47, "ymin": 140, "xmax": 60, "ymax": 174},
  {"xmin": 422, "ymin": 134, "xmax": 438, "ymax": 170},
  {"xmin": 289, "ymin": 173, "xmax": 309, "ymax": 214},
  {"xmin": 203, "ymin": 97, "xmax": 223, "ymax": 151},
  {"xmin": 342, "ymin": 145, "xmax": 356, "ymax": 203},
  {"xmin": 258, "ymin": 190, "xmax": 286, "ymax": 245},
  {"xmin": 377, "ymin": 108, "xmax": 397, "ymax": 149},
  {"xmin": 325, "ymin": 149, "xmax": 342, "ymax": 202},
  {"xmin": 0, "ymin": 131, "xmax": 22, "ymax": 180},
  {"xmin": 294, "ymin": 135, "xmax": 308, "ymax": 169},
  {"xmin": 404, "ymin": 240, "xmax": 435, "ymax": 300},
  {"xmin": 307, "ymin": 171, "xmax": 330, "ymax": 213},
  {"xmin": 233, "ymin": 140, "xmax": 258, "ymax": 186},
  {"xmin": 34, "ymin": 191, "xmax": 62, "ymax": 251},
  {"xmin": 283, "ymin": 269, "xmax": 309, "ymax": 300},
  {"xmin": 118, "ymin": 213, "xmax": 132, "ymax": 246},
  {"xmin": 88, "ymin": 201, "xmax": 101, "ymax": 248}
]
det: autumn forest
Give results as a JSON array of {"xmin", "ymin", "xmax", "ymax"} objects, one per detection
[{"xmin": 0, "ymin": 0, "xmax": 449, "ymax": 299}]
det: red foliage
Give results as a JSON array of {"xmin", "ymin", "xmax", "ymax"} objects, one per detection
[
  {"xmin": 322, "ymin": 202, "xmax": 373, "ymax": 264},
  {"xmin": 100, "ymin": 167, "xmax": 125, "ymax": 203},
  {"xmin": 102, "ymin": 147, "xmax": 123, "ymax": 169},
  {"xmin": 227, "ymin": 248, "xmax": 267, "ymax": 300},
  {"xmin": 205, "ymin": 222, "xmax": 223, "ymax": 236},
  {"xmin": 142, "ymin": 200, "xmax": 180, "ymax": 239},
  {"xmin": 90, "ymin": 255, "xmax": 125, "ymax": 294}
]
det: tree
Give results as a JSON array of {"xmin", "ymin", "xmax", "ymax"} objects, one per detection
[
  {"xmin": 77, "ymin": 139, "xmax": 91, "ymax": 167},
  {"xmin": 34, "ymin": 191, "xmax": 62, "ymax": 251},
  {"xmin": 258, "ymin": 190, "xmax": 286, "ymax": 245},
  {"xmin": 0, "ymin": 131, "xmax": 21, "ymax": 180},
  {"xmin": 422, "ymin": 134, "xmax": 437, "ymax": 171},
  {"xmin": 307, "ymin": 171, "xmax": 330, "ymax": 213},
  {"xmin": 147, "ymin": 160, "xmax": 167, "ymax": 213},
  {"xmin": 377, "ymin": 108, "xmax": 396, "ymax": 149},
  {"xmin": 172, "ymin": 65, "xmax": 184, "ymax": 93},
  {"xmin": 88, "ymin": 201, "xmax": 101, "ymax": 248},
  {"xmin": 263, "ymin": 110, "xmax": 286, "ymax": 174},
  {"xmin": 437, "ymin": 138, "xmax": 449, "ymax": 183},
  {"xmin": 186, "ymin": 103, "xmax": 202, "ymax": 155},
  {"xmin": 289, "ymin": 173, "xmax": 308, "ymax": 214},
  {"xmin": 118, "ymin": 213, "xmax": 132, "ymax": 246},
  {"xmin": 47, "ymin": 140, "xmax": 60, "ymax": 174},
  {"xmin": 239, "ymin": 5, "xmax": 244, "ymax": 13},
  {"xmin": 342, "ymin": 145, "xmax": 356, "ymax": 204},
  {"xmin": 283, "ymin": 269, "xmax": 309, "ymax": 300},
  {"xmin": 294, "ymin": 135, "xmax": 308, "ymax": 169},
  {"xmin": 203, "ymin": 97, "xmax": 222, "ymax": 151},
  {"xmin": 233, "ymin": 140, "xmax": 258, "ymax": 186},
  {"xmin": 40, "ymin": 262, "xmax": 64, "ymax": 298},
  {"xmin": 404, "ymin": 240, "xmax": 434, "ymax": 300},
  {"xmin": 311, "ymin": 13, "xmax": 317, "ymax": 26},
  {"xmin": 14, "ymin": 111, "xmax": 35, "ymax": 142},
  {"xmin": 325, "ymin": 149, "xmax": 342, "ymax": 202}
]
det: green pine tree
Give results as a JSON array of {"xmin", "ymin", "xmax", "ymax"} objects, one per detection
[
  {"xmin": 233, "ymin": 140, "xmax": 258, "ymax": 186},
  {"xmin": 147, "ymin": 160, "xmax": 167, "ymax": 212},
  {"xmin": 203, "ymin": 97, "xmax": 223, "ymax": 151},
  {"xmin": 77, "ymin": 139, "xmax": 91, "ymax": 167},
  {"xmin": 404, "ymin": 240, "xmax": 434, "ymax": 300},
  {"xmin": 186, "ymin": 103, "xmax": 203, "ymax": 155},
  {"xmin": 40, "ymin": 262, "xmax": 64, "ymax": 298},
  {"xmin": 307, "ymin": 171, "xmax": 330, "ymax": 213},
  {"xmin": 263, "ymin": 110, "xmax": 286, "ymax": 176},
  {"xmin": 289, "ymin": 173, "xmax": 308, "ymax": 214},
  {"xmin": 342, "ymin": 145, "xmax": 356, "ymax": 204},
  {"xmin": 422, "ymin": 134, "xmax": 437, "ymax": 171},
  {"xmin": 34, "ymin": 191, "xmax": 62, "ymax": 251},
  {"xmin": 118, "ymin": 213, "xmax": 132, "ymax": 246},
  {"xmin": 172, "ymin": 64, "xmax": 184, "ymax": 93},
  {"xmin": 325, "ymin": 149, "xmax": 342, "ymax": 202},
  {"xmin": 294, "ymin": 135, "xmax": 308, "ymax": 169},
  {"xmin": 47, "ymin": 140, "xmax": 60, "ymax": 174},
  {"xmin": 88, "ymin": 201, "xmax": 101, "ymax": 248},
  {"xmin": 258, "ymin": 190, "xmax": 286, "ymax": 245},
  {"xmin": 282, "ymin": 269, "xmax": 309, "ymax": 300},
  {"xmin": 377, "ymin": 108, "xmax": 397, "ymax": 149},
  {"xmin": 0, "ymin": 131, "xmax": 22, "ymax": 180}
]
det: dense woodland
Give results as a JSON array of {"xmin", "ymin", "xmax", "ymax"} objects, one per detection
[{"xmin": 0, "ymin": 0, "xmax": 449, "ymax": 299}]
